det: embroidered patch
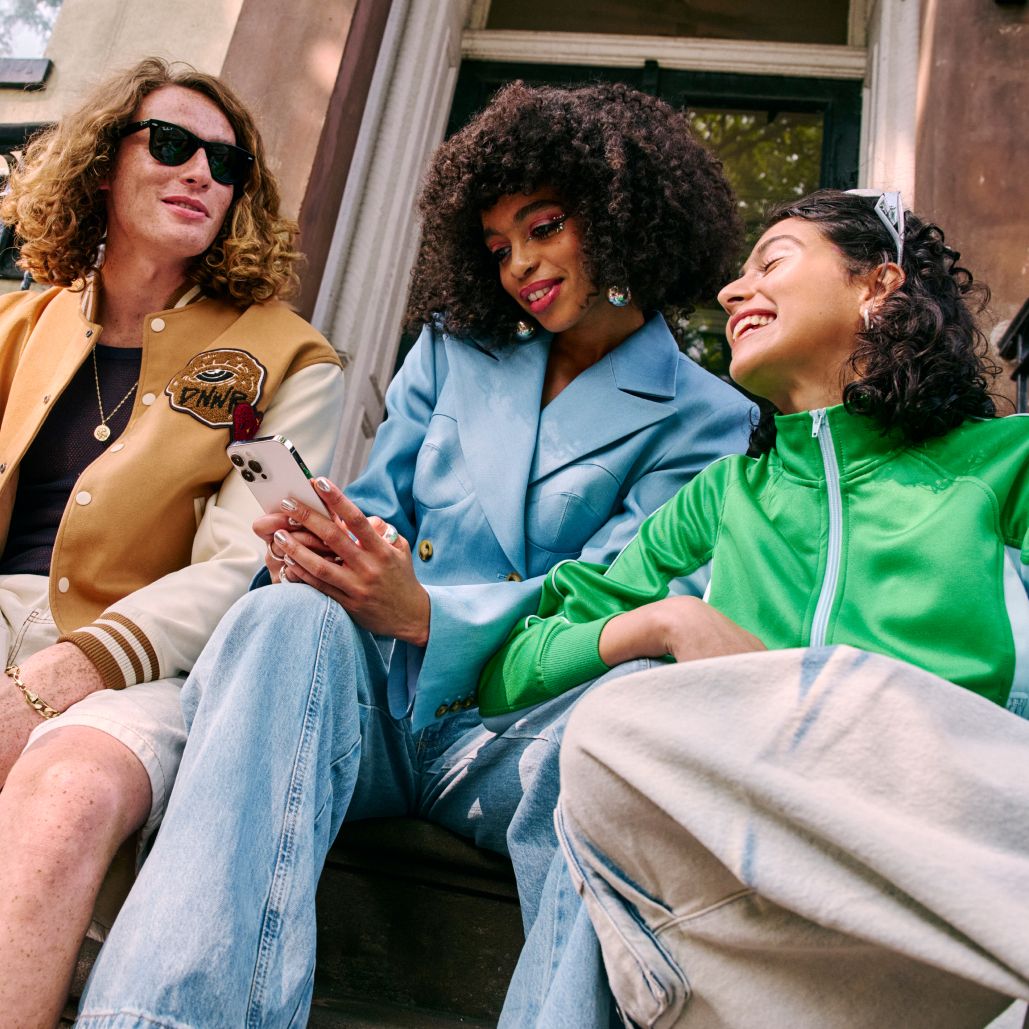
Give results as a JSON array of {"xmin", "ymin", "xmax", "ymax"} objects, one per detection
[{"xmin": 165, "ymin": 349, "xmax": 267, "ymax": 428}]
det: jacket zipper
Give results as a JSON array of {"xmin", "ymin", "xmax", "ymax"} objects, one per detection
[{"xmin": 810, "ymin": 408, "xmax": 842, "ymax": 646}]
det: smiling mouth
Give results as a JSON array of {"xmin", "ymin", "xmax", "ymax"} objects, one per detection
[
  {"xmin": 522, "ymin": 280, "xmax": 561, "ymax": 314},
  {"xmin": 732, "ymin": 313, "xmax": 775, "ymax": 344}
]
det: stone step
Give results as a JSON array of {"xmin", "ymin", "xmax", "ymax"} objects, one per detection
[
  {"xmin": 314, "ymin": 818, "xmax": 522, "ymax": 1023},
  {"xmin": 309, "ymin": 997, "xmax": 495, "ymax": 1029}
]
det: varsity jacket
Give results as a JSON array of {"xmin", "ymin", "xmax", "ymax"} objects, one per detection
[
  {"xmin": 479, "ymin": 404, "xmax": 1029, "ymax": 719},
  {"xmin": 0, "ymin": 284, "xmax": 344, "ymax": 689}
]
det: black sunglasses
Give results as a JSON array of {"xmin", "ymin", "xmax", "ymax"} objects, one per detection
[{"xmin": 119, "ymin": 118, "xmax": 254, "ymax": 189}]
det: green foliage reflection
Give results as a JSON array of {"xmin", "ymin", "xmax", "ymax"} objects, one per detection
[{"xmin": 672, "ymin": 107, "xmax": 824, "ymax": 378}]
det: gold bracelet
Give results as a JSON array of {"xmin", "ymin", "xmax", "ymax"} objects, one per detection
[{"xmin": 5, "ymin": 664, "xmax": 62, "ymax": 719}]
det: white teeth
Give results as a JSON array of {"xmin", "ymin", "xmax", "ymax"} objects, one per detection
[
  {"xmin": 527, "ymin": 286, "xmax": 552, "ymax": 302},
  {"xmin": 733, "ymin": 313, "xmax": 774, "ymax": 341}
]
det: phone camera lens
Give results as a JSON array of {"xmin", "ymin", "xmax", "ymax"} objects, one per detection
[
  {"xmin": 230, "ymin": 454, "xmax": 244, "ymax": 467},
  {"xmin": 242, "ymin": 469, "xmax": 255, "ymax": 482},
  {"xmin": 248, "ymin": 460, "xmax": 263, "ymax": 473}
]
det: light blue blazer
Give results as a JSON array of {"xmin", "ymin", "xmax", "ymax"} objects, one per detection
[{"xmin": 346, "ymin": 314, "xmax": 755, "ymax": 730}]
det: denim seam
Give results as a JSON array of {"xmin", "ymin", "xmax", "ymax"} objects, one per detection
[
  {"xmin": 245, "ymin": 595, "xmax": 335, "ymax": 1027},
  {"xmin": 76, "ymin": 1010, "xmax": 194, "ymax": 1029}
]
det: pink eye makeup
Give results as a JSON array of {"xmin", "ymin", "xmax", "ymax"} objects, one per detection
[
  {"xmin": 528, "ymin": 212, "xmax": 567, "ymax": 239},
  {"xmin": 489, "ymin": 241, "xmax": 512, "ymax": 262}
]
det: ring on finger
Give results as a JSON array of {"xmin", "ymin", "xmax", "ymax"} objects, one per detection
[
  {"xmin": 280, "ymin": 564, "xmax": 293, "ymax": 583},
  {"xmin": 267, "ymin": 542, "xmax": 285, "ymax": 563},
  {"xmin": 382, "ymin": 523, "xmax": 399, "ymax": 545}
]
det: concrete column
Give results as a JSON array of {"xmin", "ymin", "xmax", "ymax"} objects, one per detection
[{"xmin": 313, "ymin": 0, "xmax": 472, "ymax": 484}]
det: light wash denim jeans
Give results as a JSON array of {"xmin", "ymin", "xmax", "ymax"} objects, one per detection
[
  {"xmin": 76, "ymin": 583, "xmax": 645, "ymax": 1028},
  {"xmin": 498, "ymin": 841, "xmax": 619, "ymax": 1028}
]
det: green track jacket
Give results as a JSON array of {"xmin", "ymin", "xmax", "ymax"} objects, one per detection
[{"xmin": 479, "ymin": 405, "xmax": 1029, "ymax": 720}]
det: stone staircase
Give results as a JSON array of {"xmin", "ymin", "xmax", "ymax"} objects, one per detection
[{"xmin": 67, "ymin": 818, "xmax": 523, "ymax": 1028}]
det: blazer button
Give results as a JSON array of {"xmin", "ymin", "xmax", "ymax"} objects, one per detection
[
  {"xmin": 434, "ymin": 703, "xmax": 449, "ymax": 719},
  {"xmin": 505, "ymin": 572, "xmax": 523, "ymax": 582},
  {"xmin": 418, "ymin": 540, "xmax": 434, "ymax": 561}
]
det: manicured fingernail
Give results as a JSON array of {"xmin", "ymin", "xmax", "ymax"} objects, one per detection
[
  {"xmin": 315, "ymin": 477, "xmax": 333, "ymax": 493},
  {"xmin": 283, "ymin": 554, "xmax": 296, "ymax": 566},
  {"xmin": 287, "ymin": 517, "xmax": 300, "ymax": 527},
  {"xmin": 273, "ymin": 530, "xmax": 290, "ymax": 548},
  {"xmin": 281, "ymin": 498, "xmax": 298, "ymax": 512}
]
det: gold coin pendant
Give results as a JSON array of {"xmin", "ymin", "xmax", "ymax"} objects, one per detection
[{"xmin": 94, "ymin": 424, "xmax": 111, "ymax": 442}]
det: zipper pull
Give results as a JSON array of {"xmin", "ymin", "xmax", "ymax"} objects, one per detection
[{"xmin": 811, "ymin": 408, "xmax": 826, "ymax": 437}]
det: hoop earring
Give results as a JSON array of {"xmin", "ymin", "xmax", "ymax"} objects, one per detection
[
  {"xmin": 515, "ymin": 320, "xmax": 536, "ymax": 340},
  {"xmin": 606, "ymin": 285, "xmax": 631, "ymax": 308}
]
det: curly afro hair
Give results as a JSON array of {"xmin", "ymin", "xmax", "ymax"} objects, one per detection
[
  {"xmin": 748, "ymin": 189, "xmax": 997, "ymax": 454},
  {"xmin": 405, "ymin": 80, "xmax": 742, "ymax": 341}
]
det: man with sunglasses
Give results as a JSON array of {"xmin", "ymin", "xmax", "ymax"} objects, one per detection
[{"xmin": 0, "ymin": 57, "xmax": 343, "ymax": 1025}]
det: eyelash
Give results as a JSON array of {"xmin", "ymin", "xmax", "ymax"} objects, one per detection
[
  {"xmin": 490, "ymin": 214, "xmax": 567, "ymax": 263},
  {"xmin": 531, "ymin": 215, "xmax": 566, "ymax": 240}
]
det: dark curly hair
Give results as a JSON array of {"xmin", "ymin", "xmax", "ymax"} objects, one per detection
[
  {"xmin": 405, "ymin": 80, "xmax": 742, "ymax": 341},
  {"xmin": 749, "ymin": 189, "xmax": 997, "ymax": 454}
]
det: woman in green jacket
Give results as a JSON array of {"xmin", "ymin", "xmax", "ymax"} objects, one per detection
[{"xmin": 484, "ymin": 189, "xmax": 1029, "ymax": 1027}]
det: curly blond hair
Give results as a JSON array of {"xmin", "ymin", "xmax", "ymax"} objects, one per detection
[{"xmin": 1, "ymin": 57, "xmax": 299, "ymax": 303}]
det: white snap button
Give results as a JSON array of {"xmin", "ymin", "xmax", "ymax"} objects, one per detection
[
  {"xmin": 109, "ymin": 443, "xmax": 125, "ymax": 453},
  {"xmin": 141, "ymin": 393, "xmax": 156, "ymax": 406},
  {"xmin": 150, "ymin": 317, "xmax": 166, "ymax": 332},
  {"xmin": 58, "ymin": 577, "xmax": 70, "ymax": 593},
  {"xmin": 75, "ymin": 490, "xmax": 92, "ymax": 505}
]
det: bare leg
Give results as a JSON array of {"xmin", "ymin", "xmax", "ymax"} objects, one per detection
[{"xmin": 0, "ymin": 726, "xmax": 151, "ymax": 1028}]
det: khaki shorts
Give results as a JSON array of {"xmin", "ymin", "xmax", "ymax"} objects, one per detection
[{"xmin": 2, "ymin": 573, "xmax": 187, "ymax": 843}]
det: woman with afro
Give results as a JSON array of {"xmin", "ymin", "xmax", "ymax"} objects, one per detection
[{"xmin": 76, "ymin": 81, "xmax": 753, "ymax": 1025}]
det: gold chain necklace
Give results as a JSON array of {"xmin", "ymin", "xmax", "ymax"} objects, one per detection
[{"xmin": 91, "ymin": 345, "xmax": 138, "ymax": 443}]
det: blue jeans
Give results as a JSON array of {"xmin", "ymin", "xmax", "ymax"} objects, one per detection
[
  {"xmin": 76, "ymin": 584, "xmax": 631, "ymax": 1027},
  {"xmin": 498, "ymin": 843, "xmax": 620, "ymax": 1028}
]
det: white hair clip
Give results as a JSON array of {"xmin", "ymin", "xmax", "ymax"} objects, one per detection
[{"xmin": 846, "ymin": 189, "xmax": 905, "ymax": 265}]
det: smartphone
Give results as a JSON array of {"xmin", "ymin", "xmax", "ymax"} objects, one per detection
[{"xmin": 226, "ymin": 435, "xmax": 330, "ymax": 517}]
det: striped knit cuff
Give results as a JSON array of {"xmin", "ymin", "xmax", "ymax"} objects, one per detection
[{"xmin": 60, "ymin": 613, "xmax": 160, "ymax": 690}]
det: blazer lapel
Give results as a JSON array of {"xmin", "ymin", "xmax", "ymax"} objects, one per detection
[
  {"xmin": 533, "ymin": 313, "xmax": 680, "ymax": 481},
  {"xmin": 446, "ymin": 333, "xmax": 549, "ymax": 576}
]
